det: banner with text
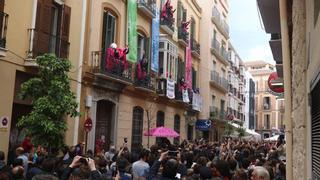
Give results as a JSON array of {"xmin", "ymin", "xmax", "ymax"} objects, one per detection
[
  {"xmin": 151, "ymin": 10, "xmax": 160, "ymax": 72},
  {"xmin": 166, "ymin": 79, "xmax": 175, "ymax": 99}
]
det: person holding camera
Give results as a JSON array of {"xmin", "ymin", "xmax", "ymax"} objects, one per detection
[{"xmin": 60, "ymin": 155, "xmax": 101, "ymax": 180}]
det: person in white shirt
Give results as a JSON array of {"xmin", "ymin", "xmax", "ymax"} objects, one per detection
[{"xmin": 132, "ymin": 149, "xmax": 150, "ymax": 179}]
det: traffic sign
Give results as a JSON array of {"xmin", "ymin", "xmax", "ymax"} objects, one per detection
[{"xmin": 84, "ymin": 117, "xmax": 93, "ymax": 133}]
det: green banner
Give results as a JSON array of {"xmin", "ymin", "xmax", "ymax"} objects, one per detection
[{"xmin": 127, "ymin": 0, "xmax": 137, "ymax": 63}]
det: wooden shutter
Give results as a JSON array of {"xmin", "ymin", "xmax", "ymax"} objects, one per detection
[
  {"xmin": 145, "ymin": 37, "xmax": 150, "ymax": 65},
  {"xmin": 59, "ymin": 5, "xmax": 71, "ymax": 58},
  {"xmin": 34, "ymin": 0, "xmax": 53, "ymax": 57},
  {"xmin": 312, "ymin": 81, "xmax": 320, "ymax": 179},
  {"xmin": 0, "ymin": 0, "xmax": 4, "ymax": 12},
  {"xmin": 177, "ymin": 1, "xmax": 182, "ymax": 26},
  {"xmin": 192, "ymin": 68, "xmax": 197, "ymax": 89}
]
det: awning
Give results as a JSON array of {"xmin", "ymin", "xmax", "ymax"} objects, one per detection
[{"xmin": 228, "ymin": 122, "xmax": 262, "ymax": 141}]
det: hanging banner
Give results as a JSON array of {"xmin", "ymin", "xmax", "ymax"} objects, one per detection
[
  {"xmin": 151, "ymin": 10, "xmax": 160, "ymax": 72},
  {"xmin": 166, "ymin": 79, "xmax": 175, "ymax": 99},
  {"xmin": 127, "ymin": 0, "xmax": 137, "ymax": 63},
  {"xmin": 182, "ymin": 89, "xmax": 190, "ymax": 103},
  {"xmin": 192, "ymin": 92, "xmax": 202, "ymax": 112},
  {"xmin": 185, "ymin": 37, "xmax": 192, "ymax": 89}
]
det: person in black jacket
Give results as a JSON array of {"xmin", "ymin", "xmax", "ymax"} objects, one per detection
[
  {"xmin": 148, "ymin": 151, "xmax": 180, "ymax": 180},
  {"xmin": 60, "ymin": 155, "xmax": 101, "ymax": 180}
]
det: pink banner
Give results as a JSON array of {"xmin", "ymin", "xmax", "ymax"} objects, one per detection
[{"xmin": 185, "ymin": 38, "xmax": 192, "ymax": 89}]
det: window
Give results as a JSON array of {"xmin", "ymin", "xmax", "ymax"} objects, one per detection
[
  {"xmin": 212, "ymin": 61, "xmax": 216, "ymax": 71},
  {"xmin": 174, "ymin": 115, "xmax": 180, "ymax": 144},
  {"xmin": 212, "ymin": 95, "xmax": 216, "ymax": 106},
  {"xmin": 102, "ymin": 10, "xmax": 116, "ymax": 51},
  {"xmin": 264, "ymin": 114, "xmax": 270, "ymax": 129},
  {"xmin": 177, "ymin": 57, "xmax": 185, "ymax": 80},
  {"xmin": 255, "ymin": 114, "xmax": 258, "ymax": 129},
  {"xmin": 263, "ymin": 97, "xmax": 271, "ymax": 110},
  {"xmin": 158, "ymin": 38, "xmax": 178, "ymax": 80},
  {"xmin": 221, "ymin": 68, "xmax": 226, "ymax": 78},
  {"xmin": 156, "ymin": 111, "xmax": 165, "ymax": 143},
  {"xmin": 213, "ymin": 29, "xmax": 217, "ymax": 40},
  {"xmin": 190, "ymin": 18, "xmax": 195, "ymax": 39},
  {"xmin": 192, "ymin": 67, "xmax": 197, "ymax": 89},
  {"xmin": 131, "ymin": 106, "xmax": 144, "ymax": 152},
  {"xmin": 34, "ymin": 0, "xmax": 70, "ymax": 58},
  {"xmin": 137, "ymin": 33, "xmax": 149, "ymax": 61},
  {"xmin": 187, "ymin": 124, "xmax": 193, "ymax": 140},
  {"xmin": 315, "ymin": 0, "xmax": 320, "ymax": 26},
  {"xmin": 255, "ymin": 97, "xmax": 258, "ymax": 110},
  {"xmin": 221, "ymin": 99, "xmax": 225, "ymax": 111}
]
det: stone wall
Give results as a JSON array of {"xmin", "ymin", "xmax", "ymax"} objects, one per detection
[{"xmin": 291, "ymin": 0, "xmax": 308, "ymax": 179}]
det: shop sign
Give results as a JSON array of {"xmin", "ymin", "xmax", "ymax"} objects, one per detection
[
  {"xmin": 0, "ymin": 116, "xmax": 9, "ymax": 131},
  {"xmin": 196, "ymin": 119, "xmax": 211, "ymax": 131}
]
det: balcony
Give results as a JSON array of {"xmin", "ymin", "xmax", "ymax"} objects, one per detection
[
  {"xmin": 0, "ymin": 11, "xmax": 8, "ymax": 56},
  {"xmin": 26, "ymin": 29, "xmax": 70, "ymax": 66},
  {"xmin": 178, "ymin": 26, "xmax": 189, "ymax": 47},
  {"xmin": 134, "ymin": 74, "xmax": 156, "ymax": 93},
  {"xmin": 160, "ymin": 15, "xmax": 174, "ymax": 36},
  {"xmin": 211, "ymin": 38, "xmax": 229, "ymax": 66},
  {"xmin": 89, "ymin": 51, "xmax": 133, "ymax": 85},
  {"xmin": 211, "ymin": 6, "xmax": 229, "ymax": 39},
  {"xmin": 210, "ymin": 71, "xmax": 228, "ymax": 93},
  {"xmin": 210, "ymin": 106, "xmax": 219, "ymax": 119},
  {"xmin": 137, "ymin": 0, "xmax": 156, "ymax": 18},
  {"xmin": 191, "ymin": 38, "xmax": 200, "ymax": 58}
]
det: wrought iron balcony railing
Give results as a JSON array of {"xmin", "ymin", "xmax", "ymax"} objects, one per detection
[
  {"xmin": 191, "ymin": 38, "xmax": 200, "ymax": 55},
  {"xmin": 178, "ymin": 26, "xmax": 189, "ymax": 44},
  {"xmin": 137, "ymin": 0, "xmax": 156, "ymax": 18},
  {"xmin": 91, "ymin": 51, "xmax": 133, "ymax": 82}
]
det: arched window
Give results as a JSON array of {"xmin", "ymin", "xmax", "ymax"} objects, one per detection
[
  {"xmin": 102, "ymin": 9, "xmax": 117, "ymax": 51},
  {"xmin": 174, "ymin": 115, "xmax": 180, "ymax": 145},
  {"xmin": 131, "ymin": 106, "xmax": 144, "ymax": 152},
  {"xmin": 156, "ymin": 111, "xmax": 165, "ymax": 144}
]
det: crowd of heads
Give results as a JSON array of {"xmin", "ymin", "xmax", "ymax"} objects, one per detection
[{"xmin": 0, "ymin": 135, "xmax": 286, "ymax": 180}]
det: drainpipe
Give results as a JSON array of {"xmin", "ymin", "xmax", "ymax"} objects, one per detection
[
  {"xmin": 28, "ymin": 0, "xmax": 38, "ymax": 57},
  {"xmin": 73, "ymin": 0, "xmax": 87, "ymax": 145},
  {"xmin": 279, "ymin": 0, "xmax": 292, "ymax": 179}
]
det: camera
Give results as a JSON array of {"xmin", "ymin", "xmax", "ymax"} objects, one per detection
[
  {"xmin": 124, "ymin": 137, "xmax": 128, "ymax": 143},
  {"xmin": 79, "ymin": 157, "xmax": 88, "ymax": 165}
]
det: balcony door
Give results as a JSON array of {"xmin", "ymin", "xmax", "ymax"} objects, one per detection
[
  {"xmin": 102, "ymin": 10, "xmax": 116, "ymax": 52},
  {"xmin": 35, "ymin": 0, "xmax": 70, "ymax": 58}
]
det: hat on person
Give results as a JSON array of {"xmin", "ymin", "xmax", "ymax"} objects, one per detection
[{"xmin": 110, "ymin": 43, "xmax": 117, "ymax": 49}]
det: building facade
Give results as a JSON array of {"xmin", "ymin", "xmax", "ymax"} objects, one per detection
[
  {"xmin": 244, "ymin": 71, "xmax": 255, "ymax": 130},
  {"xmin": 0, "ymin": 0, "xmax": 86, "ymax": 158},
  {"xmin": 80, "ymin": 0, "xmax": 203, "ymax": 152},
  {"xmin": 227, "ymin": 43, "xmax": 246, "ymax": 125},
  {"xmin": 245, "ymin": 61, "xmax": 284, "ymax": 138},
  {"xmin": 198, "ymin": 0, "xmax": 230, "ymax": 141},
  {"xmin": 257, "ymin": 0, "xmax": 320, "ymax": 179}
]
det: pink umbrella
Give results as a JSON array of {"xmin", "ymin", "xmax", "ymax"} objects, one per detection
[{"xmin": 144, "ymin": 126, "xmax": 180, "ymax": 138}]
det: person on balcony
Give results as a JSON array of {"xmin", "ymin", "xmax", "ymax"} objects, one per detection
[
  {"xmin": 161, "ymin": 0, "xmax": 175, "ymax": 26},
  {"xmin": 105, "ymin": 43, "xmax": 129, "ymax": 74},
  {"xmin": 136, "ymin": 53, "xmax": 149, "ymax": 86}
]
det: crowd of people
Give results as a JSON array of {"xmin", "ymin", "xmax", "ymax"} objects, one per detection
[{"xmin": 0, "ymin": 135, "xmax": 286, "ymax": 180}]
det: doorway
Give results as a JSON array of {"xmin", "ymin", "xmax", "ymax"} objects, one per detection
[{"xmin": 95, "ymin": 100, "xmax": 115, "ymax": 151}]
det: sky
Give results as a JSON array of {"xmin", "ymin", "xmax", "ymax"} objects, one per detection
[{"xmin": 229, "ymin": 0, "xmax": 274, "ymax": 63}]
